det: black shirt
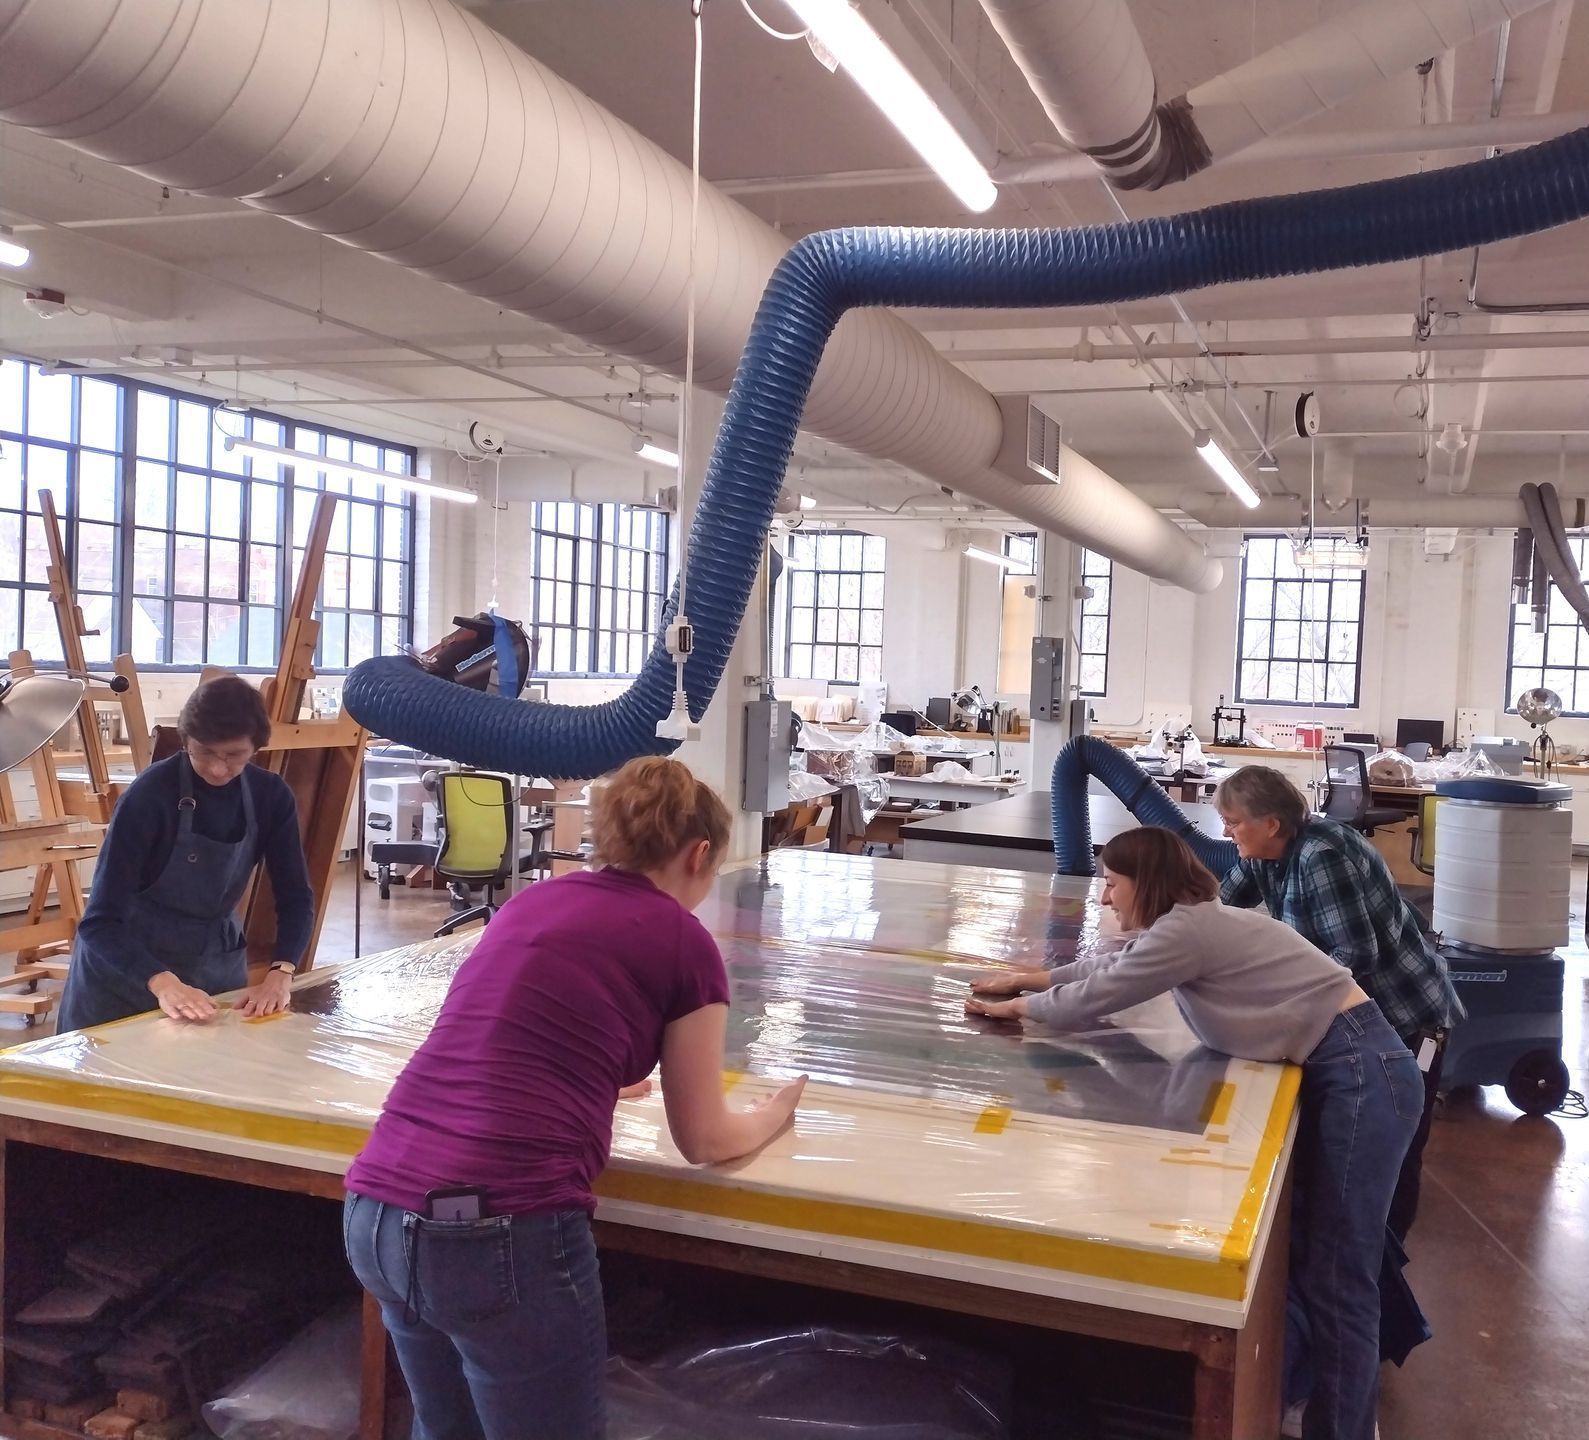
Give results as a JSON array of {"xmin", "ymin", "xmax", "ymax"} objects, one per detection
[{"xmin": 76, "ymin": 753, "xmax": 315, "ymax": 986}]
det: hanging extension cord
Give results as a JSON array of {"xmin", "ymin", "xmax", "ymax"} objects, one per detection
[{"xmin": 658, "ymin": 0, "xmax": 707, "ymax": 743}]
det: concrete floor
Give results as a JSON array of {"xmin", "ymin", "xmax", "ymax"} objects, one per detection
[{"xmin": 6, "ymin": 859, "xmax": 1587, "ymax": 1438}]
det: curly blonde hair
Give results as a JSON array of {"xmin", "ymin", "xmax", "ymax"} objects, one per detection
[{"xmin": 590, "ymin": 756, "xmax": 731, "ymax": 872}]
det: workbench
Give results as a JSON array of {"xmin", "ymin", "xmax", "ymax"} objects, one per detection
[
  {"xmin": 901, "ymin": 791, "xmax": 1228, "ymax": 873},
  {"xmin": 0, "ymin": 851, "xmax": 1294, "ymax": 1440}
]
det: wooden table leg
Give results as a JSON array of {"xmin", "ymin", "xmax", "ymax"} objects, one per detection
[{"xmin": 359, "ymin": 1289, "xmax": 388, "ymax": 1440}]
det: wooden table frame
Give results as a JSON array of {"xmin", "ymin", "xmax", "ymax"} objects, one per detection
[{"xmin": 0, "ymin": 1115, "xmax": 1288, "ymax": 1440}]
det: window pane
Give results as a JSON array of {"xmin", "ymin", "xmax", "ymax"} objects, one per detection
[
  {"xmin": 176, "ymin": 401, "xmax": 210, "ymax": 467},
  {"xmin": 248, "ymin": 606, "xmax": 276, "ymax": 668},
  {"xmin": 321, "ymin": 612, "xmax": 348, "ymax": 670},
  {"xmin": 209, "ymin": 539, "xmax": 241, "ymax": 600},
  {"xmin": 207, "ymin": 604, "xmax": 242, "ymax": 666},
  {"xmin": 133, "ymin": 530, "xmax": 168, "ymax": 595},
  {"xmin": 0, "ymin": 359, "xmax": 23, "ymax": 432},
  {"xmin": 136, "ymin": 462, "xmax": 170, "ymax": 527},
  {"xmin": 173, "ymin": 533, "xmax": 206, "ymax": 596},
  {"xmin": 175, "ymin": 471, "xmax": 207, "ymax": 531},
  {"xmin": 349, "ymin": 556, "xmax": 375, "ymax": 610},
  {"xmin": 28, "ymin": 443, "xmax": 68, "ymax": 498},
  {"xmin": 348, "ymin": 612, "xmax": 376, "ymax": 666},
  {"xmin": 0, "ymin": 513, "xmax": 19, "ymax": 584},
  {"xmin": 211, "ymin": 478, "xmax": 242, "ymax": 538},
  {"xmin": 172, "ymin": 600, "xmax": 205, "ymax": 664},
  {"xmin": 78, "ymin": 450, "xmax": 117, "ymax": 523},
  {"xmin": 136, "ymin": 390, "xmax": 172, "ymax": 460},
  {"xmin": 28, "ymin": 368, "xmax": 73, "ymax": 442},
  {"xmin": 79, "ymin": 379, "xmax": 119, "ymax": 452},
  {"xmin": 77, "ymin": 522, "xmax": 116, "ymax": 592},
  {"xmin": 132, "ymin": 597, "xmax": 166, "ymax": 662},
  {"xmin": 22, "ymin": 590, "xmax": 61, "ymax": 661},
  {"xmin": 251, "ymin": 482, "xmax": 280, "ymax": 543},
  {"xmin": 0, "ymin": 439, "xmax": 21, "ymax": 511}
]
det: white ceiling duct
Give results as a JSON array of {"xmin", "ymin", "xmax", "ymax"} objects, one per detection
[
  {"xmin": 1180, "ymin": 493, "xmax": 1581, "ymax": 529},
  {"xmin": 983, "ymin": 0, "xmax": 1554, "ymax": 190},
  {"xmin": 0, "ymin": 0, "xmax": 1221, "ymax": 591}
]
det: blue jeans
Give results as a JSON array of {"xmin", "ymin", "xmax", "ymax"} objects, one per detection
[
  {"xmin": 1292, "ymin": 1003, "xmax": 1423, "ymax": 1440},
  {"xmin": 343, "ymin": 1192, "xmax": 606, "ymax": 1440}
]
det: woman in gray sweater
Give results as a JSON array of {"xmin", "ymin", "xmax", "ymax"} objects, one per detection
[{"xmin": 967, "ymin": 826, "xmax": 1421, "ymax": 1440}]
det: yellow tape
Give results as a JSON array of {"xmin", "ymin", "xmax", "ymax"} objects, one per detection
[
  {"xmin": 0, "ymin": 1073, "xmax": 370, "ymax": 1157},
  {"xmin": 973, "ymin": 1105, "xmax": 1012, "ymax": 1135},
  {"xmin": 1220, "ymin": 1064, "xmax": 1302, "ymax": 1266},
  {"xmin": 1201, "ymin": 1081, "xmax": 1236, "ymax": 1129},
  {"xmin": 595, "ymin": 1169, "xmax": 1249, "ymax": 1299}
]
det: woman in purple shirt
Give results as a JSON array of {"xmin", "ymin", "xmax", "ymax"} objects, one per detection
[{"xmin": 343, "ymin": 757, "xmax": 806, "ymax": 1440}]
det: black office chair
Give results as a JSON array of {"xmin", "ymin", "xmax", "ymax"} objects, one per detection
[{"xmin": 1320, "ymin": 745, "xmax": 1405, "ymax": 835}]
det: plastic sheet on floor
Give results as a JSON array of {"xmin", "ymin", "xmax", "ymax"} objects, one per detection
[{"xmin": 607, "ymin": 1327, "xmax": 1010, "ymax": 1440}]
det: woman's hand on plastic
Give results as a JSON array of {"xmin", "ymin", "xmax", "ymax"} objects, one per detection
[
  {"xmin": 147, "ymin": 972, "xmax": 219, "ymax": 1023},
  {"xmin": 969, "ymin": 969, "xmax": 1040, "ymax": 997},
  {"xmin": 239, "ymin": 968, "xmax": 293, "ymax": 1018},
  {"xmin": 965, "ymin": 995, "xmax": 1027, "ymax": 1021},
  {"xmin": 755, "ymin": 1075, "xmax": 808, "ymax": 1123}
]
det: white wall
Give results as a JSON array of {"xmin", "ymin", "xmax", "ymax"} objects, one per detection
[{"xmin": 880, "ymin": 544, "xmax": 964, "ymax": 707}]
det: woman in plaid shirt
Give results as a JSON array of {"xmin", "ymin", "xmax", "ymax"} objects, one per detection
[{"xmin": 1214, "ymin": 766, "xmax": 1461, "ymax": 1240}]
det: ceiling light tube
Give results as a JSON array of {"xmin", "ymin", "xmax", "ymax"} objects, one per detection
[
  {"xmin": 964, "ymin": 545, "xmax": 1015, "ymax": 569},
  {"xmin": 634, "ymin": 439, "xmax": 679, "ymax": 468},
  {"xmin": 782, "ymin": 1, "xmax": 997, "ymax": 213},
  {"xmin": 0, "ymin": 226, "xmax": 30, "ymax": 269},
  {"xmin": 1194, "ymin": 429, "xmax": 1261, "ymax": 510},
  {"xmin": 220, "ymin": 435, "xmax": 477, "ymax": 504}
]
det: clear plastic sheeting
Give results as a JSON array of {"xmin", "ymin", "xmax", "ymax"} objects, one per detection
[
  {"xmin": 0, "ymin": 851, "xmax": 1297, "ymax": 1320},
  {"xmin": 202, "ymin": 1304, "xmax": 362, "ymax": 1440},
  {"xmin": 607, "ymin": 1328, "xmax": 1011, "ymax": 1440}
]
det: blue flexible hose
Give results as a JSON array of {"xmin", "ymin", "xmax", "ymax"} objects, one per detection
[
  {"xmin": 343, "ymin": 127, "xmax": 1589, "ymax": 779},
  {"xmin": 1050, "ymin": 736, "xmax": 1239, "ymax": 878}
]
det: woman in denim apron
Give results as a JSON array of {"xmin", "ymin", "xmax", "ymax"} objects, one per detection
[{"xmin": 56, "ymin": 676, "xmax": 314, "ymax": 1031}]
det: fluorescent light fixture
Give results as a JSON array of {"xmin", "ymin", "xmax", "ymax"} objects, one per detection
[
  {"xmin": 1194, "ymin": 429, "xmax": 1261, "ymax": 509},
  {"xmin": 1256, "ymin": 452, "xmax": 1281, "ymax": 474},
  {"xmin": 633, "ymin": 433, "xmax": 679, "ymax": 468},
  {"xmin": 964, "ymin": 545, "xmax": 1015, "ymax": 569},
  {"xmin": 783, "ymin": 1, "xmax": 997, "ymax": 213},
  {"xmin": 1293, "ymin": 537, "xmax": 1370, "ymax": 571},
  {"xmin": 220, "ymin": 435, "xmax": 476, "ymax": 504},
  {"xmin": 0, "ymin": 226, "xmax": 29, "ymax": 269},
  {"xmin": 798, "ymin": 493, "xmax": 817, "ymax": 510}
]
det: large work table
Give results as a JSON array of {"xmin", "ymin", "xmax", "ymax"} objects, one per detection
[{"xmin": 0, "ymin": 851, "xmax": 1294, "ymax": 1440}]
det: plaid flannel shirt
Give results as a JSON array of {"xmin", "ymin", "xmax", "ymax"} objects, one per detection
[{"xmin": 1219, "ymin": 816, "xmax": 1462, "ymax": 1038}]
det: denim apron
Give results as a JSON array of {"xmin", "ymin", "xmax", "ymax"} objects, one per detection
[{"xmin": 56, "ymin": 758, "xmax": 259, "ymax": 1032}]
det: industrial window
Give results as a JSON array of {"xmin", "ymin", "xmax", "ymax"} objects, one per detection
[
  {"xmin": 282, "ymin": 424, "xmax": 417, "ymax": 672},
  {"xmin": 0, "ymin": 359, "xmax": 417, "ymax": 672},
  {"xmin": 527, "ymin": 501, "xmax": 669, "ymax": 676},
  {"xmin": 781, "ymin": 529, "xmax": 885, "ymax": 682},
  {"xmin": 1236, "ymin": 534, "xmax": 1363, "ymax": 707},
  {"xmin": 995, "ymin": 535, "xmax": 1112, "ymax": 697},
  {"xmin": 1077, "ymin": 549, "xmax": 1113, "ymax": 698},
  {"xmin": 1507, "ymin": 532, "xmax": 1589, "ymax": 714},
  {"xmin": 0, "ymin": 361, "xmax": 122, "ymax": 666}
]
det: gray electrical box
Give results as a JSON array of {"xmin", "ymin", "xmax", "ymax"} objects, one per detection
[
  {"xmin": 741, "ymin": 697, "xmax": 792, "ymax": 812},
  {"xmin": 1030, "ymin": 637, "xmax": 1066, "ymax": 721}
]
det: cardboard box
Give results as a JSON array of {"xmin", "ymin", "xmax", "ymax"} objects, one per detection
[{"xmin": 892, "ymin": 751, "xmax": 928, "ymax": 777}]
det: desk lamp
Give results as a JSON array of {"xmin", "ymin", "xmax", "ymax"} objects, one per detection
[
  {"xmin": 1517, "ymin": 687, "xmax": 1563, "ymax": 780},
  {"xmin": 0, "ymin": 669, "xmax": 130, "ymax": 774}
]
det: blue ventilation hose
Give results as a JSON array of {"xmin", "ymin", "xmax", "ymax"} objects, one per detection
[
  {"xmin": 1050, "ymin": 736, "xmax": 1239, "ymax": 878},
  {"xmin": 343, "ymin": 128, "xmax": 1589, "ymax": 779}
]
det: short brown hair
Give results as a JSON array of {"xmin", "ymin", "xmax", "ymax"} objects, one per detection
[
  {"xmin": 590, "ymin": 756, "xmax": 731, "ymax": 872},
  {"xmin": 1098, "ymin": 827, "xmax": 1219, "ymax": 930},
  {"xmin": 178, "ymin": 676, "xmax": 272, "ymax": 750},
  {"xmin": 1213, "ymin": 765, "xmax": 1310, "ymax": 838}
]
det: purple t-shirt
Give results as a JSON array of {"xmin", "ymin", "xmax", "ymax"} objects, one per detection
[{"xmin": 345, "ymin": 868, "xmax": 729, "ymax": 1216}]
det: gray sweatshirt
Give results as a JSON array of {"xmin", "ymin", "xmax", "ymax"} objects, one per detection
[{"xmin": 1024, "ymin": 901, "xmax": 1360, "ymax": 1063}]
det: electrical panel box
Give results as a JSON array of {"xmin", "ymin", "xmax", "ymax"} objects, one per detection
[
  {"xmin": 742, "ymin": 697, "xmax": 792, "ymax": 813},
  {"xmin": 1030, "ymin": 637, "xmax": 1066, "ymax": 722}
]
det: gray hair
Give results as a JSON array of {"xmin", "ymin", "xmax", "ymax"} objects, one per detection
[{"xmin": 1213, "ymin": 765, "xmax": 1310, "ymax": 837}]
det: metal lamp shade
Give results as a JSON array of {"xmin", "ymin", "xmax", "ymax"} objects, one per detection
[
  {"xmin": 0, "ymin": 673, "xmax": 86, "ymax": 772},
  {"xmin": 1517, "ymin": 687, "xmax": 1564, "ymax": 728}
]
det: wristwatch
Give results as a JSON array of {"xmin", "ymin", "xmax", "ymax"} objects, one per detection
[{"xmin": 268, "ymin": 961, "xmax": 297, "ymax": 979}]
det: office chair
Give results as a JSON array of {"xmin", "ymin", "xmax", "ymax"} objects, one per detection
[
  {"xmin": 1410, "ymin": 792, "xmax": 1443, "ymax": 876},
  {"xmin": 1402, "ymin": 741, "xmax": 1432, "ymax": 762},
  {"xmin": 432, "ymin": 771, "xmax": 516, "ymax": 937},
  {"xmin": 1320, "ymin": 745, "xmax": 1406, "ymax": 836}
]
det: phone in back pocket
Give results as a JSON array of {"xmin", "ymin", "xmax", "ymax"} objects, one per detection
[{"xmin": 425, "ymin": 1186, "xmax": 487, "ymax": 1221}]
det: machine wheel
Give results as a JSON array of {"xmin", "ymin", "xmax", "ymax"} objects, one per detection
[
  {"xmin": 1504, "ymin": 1051, "xmax": 1571, "ymax": 1116},
  {"xmin": 378, "ymin": 866, "xmax": 391, "ymax": 901}
]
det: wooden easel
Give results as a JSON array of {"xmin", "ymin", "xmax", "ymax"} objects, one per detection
[
  {"xmin": 153, "ymin": 494, "xmax": 367, "ymax": 975},
  {"xmin": 33, "ymin": 489, "xmax": 153, "ymax": 822}
]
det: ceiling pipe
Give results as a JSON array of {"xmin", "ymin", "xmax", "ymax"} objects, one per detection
[
  {"xmin": 946, "ymin": 328, "xmax": 1589, "ymax": 365},
  {"xmin": 980, "ymin": 0, "xmax": 1553, "ymax": 191},
  {"xmin": 720, "ymin": 112, "xmax": 1589, "ymax": 196},
  {"xmin": 1176, "ymin": 492, "xmax": 1589, "ymax": 529},
  {"xmin": 990, "ymin": 110, "xmax": 1589, "ymax": 187},
  {"xmin": 0, "ymin": 0, "xmax": 1221, "ymax": 591}
]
